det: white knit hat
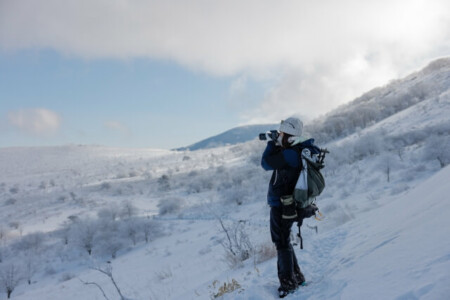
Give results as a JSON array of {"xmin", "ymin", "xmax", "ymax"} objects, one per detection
[{"xmin": 279, "ymin": 117, "xmax": 303, "ymax": 136}]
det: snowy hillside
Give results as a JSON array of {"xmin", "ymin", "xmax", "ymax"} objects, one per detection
[
  {"xmin": 0, "ymin": 57, "xmax": 449, "ymax": 300},
  {"xmin": 307, "ymin": 57, "xmax": 450, "ymax": 144}
]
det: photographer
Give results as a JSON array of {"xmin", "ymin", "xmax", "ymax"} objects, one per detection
[{"xmin": 260, "ymin": 117, "xmax": 307, "ymax": 298}]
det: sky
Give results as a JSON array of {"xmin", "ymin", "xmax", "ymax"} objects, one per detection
[{"xmin": 1, "ymin": 0, "xmax": 450, "ymax": 149}]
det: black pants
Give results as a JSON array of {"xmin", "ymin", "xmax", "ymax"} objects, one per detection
[{"xmin": 270, "ymin": 206, "xmax": 304, "ymax": 287}]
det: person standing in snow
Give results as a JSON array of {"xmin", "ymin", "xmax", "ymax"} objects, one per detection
[{"xmin": 261, "ymin": 117, "xmax": 307, "ymax": 298}]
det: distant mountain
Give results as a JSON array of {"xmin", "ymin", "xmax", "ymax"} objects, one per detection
[{"xmin": 175, "ymin": 123, "xmax": 278, "ymax": 151}]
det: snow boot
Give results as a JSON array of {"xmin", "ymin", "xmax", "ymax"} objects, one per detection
[{"xmin": 278, "ymin": 278, "xmax": 297, "ymax": 298}]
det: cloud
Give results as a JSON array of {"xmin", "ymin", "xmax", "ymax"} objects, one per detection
[
  {"xmin": 8, "ymin": 108, "xmax": 61, "ymax": 136},
  {"xmin": 1, "ymin": 0, "xmax": 450, "ymax": 122},
  {"xmin": 240, "ymin": 56, "xmax": 400, "ymax": 124},
  {"xmin": 104, "ymin": 121, "xmax": 131, "ymax": 137},
  {"xmin": 1, "ymin": 0, "xmax": 449, "ymax": 74}
]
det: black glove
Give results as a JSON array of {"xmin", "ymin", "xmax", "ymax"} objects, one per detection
[{"xmin": 297, "ymin": 204, "xmax": 318, "ymax": 220}]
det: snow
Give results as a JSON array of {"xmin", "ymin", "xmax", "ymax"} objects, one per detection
[
  {"xmin": 1, "ymin": 59, "xmax": 450, "ymax": 300},
  {"xmin": 2, "ymin": 143, "xmax": 448, "ymax": 299}
]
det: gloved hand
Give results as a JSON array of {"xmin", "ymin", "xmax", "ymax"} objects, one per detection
[{"xmin": 297, "ymin": 204, "xmax": 318, "ymax": 220}]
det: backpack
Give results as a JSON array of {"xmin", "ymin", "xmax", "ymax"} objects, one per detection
[{"xmin": 293, "ymin": 139, "xmax": 327, "ymax": 209}]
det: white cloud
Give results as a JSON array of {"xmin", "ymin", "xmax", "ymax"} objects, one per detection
[
  {"xmin": 1, "ymin": 0, "xmax": 450, "ymax": 122},
  {"xmin": 1, "ymin": 0, "xmax": 448, "ymax": 74},
  {"xmin": 8, "ymin": 108, "xmax": 61, "ymax": 136},
  {"xmin": 240, "ymin": 56, "xmax": 400, "ymax": 124}
]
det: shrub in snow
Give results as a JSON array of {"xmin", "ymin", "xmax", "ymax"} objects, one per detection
[
  {"xmin": 158, "ymin": 174, "xmax": 170, "ymax": 191},
  {"xmin": 200, "ymin": 176, "xmax": 214, "ymax": 190},
  {"xmin": 217, "ymin": 219, "xmax": 253, "ymax": 268},
  {"xmin": 4, "ymin": 198, "xmax": 16, "ymax": 206},
  {"xmin": 115, "ymin": 172, "xmax": 128, "ymax": 179},
  {"xmin": 100, "ymin": 182, "xmax": 111, "ymax": 190},
  {"xmin": 158, "ymin": 197, "xmax": 185, "ymax": 215},
  {"xmin": 221, "ymin": 187, "xmax": 249, "ymax": 206},
  {"xmin": 97, "ymin": 204, "xmax": 121, "ymax": 221},
  {"xmin": 69, "ymin": 192, "xmax": 77, "ymax": 201},
  {"xmin": 39, "ymin": 181, "xmax": 47, "ymax": 189},
  {"xmin": 8, "ymin": 187, "xmax": 19, "ymax": 194},
  {"xmin": 128, "ymin": 170, "xmax": 139, "ymax": 177},
  {"xmin": 210, "ymin": 279, "xmax": 242, "ymax": 299},
  {"xmin": 156, "ymin": 268, "xmax": 173, "ymax": 281},
  {"xmin": 424, "ymin": 134, "xmax": 450, "ymax": 168},
  {"xmin": 57, "ymin": 195, "xmax": 67, "ymax": 203},
  {"xmin": 8, "ymin": 222, "xmax": 20, "ymax": 230},
  {"xmin": 188, "ymin": 170, "xmax": 198, "ymax": 177},
  {"xmin": 44, "ymin": 265, "xmax": 56, "ymax": 276},
  {"xmin": 119, "ymin": 201, "xmax": 138, "ymax": 219}
]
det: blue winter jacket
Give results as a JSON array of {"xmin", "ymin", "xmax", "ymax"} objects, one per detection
[{"xmin": 261, "ymin": 141, "xmax": 302, "ymax": 207}]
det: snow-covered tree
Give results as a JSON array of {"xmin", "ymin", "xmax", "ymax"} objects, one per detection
[
  {"xmin": 425, "ymin": 134, "xmax": 450, "ymax": 168},
  {"xmin": 120, "ymin": 201, "xmax": 138, "ymax": 220},
  {"xmin": 73, "ymin": 220, "xmax": 97, "ymax": 256}
]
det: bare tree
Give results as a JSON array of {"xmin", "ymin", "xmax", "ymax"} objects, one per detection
[
  {"xmin": 81, "ymin": 264, "xmax": 130, "ymax": 300},
  {"xmin": 0, "ymin": 263, "xmax": 22, "ymax": 299}
]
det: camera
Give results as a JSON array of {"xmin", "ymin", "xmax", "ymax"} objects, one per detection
[{"xmin": 259, "ymin": 130, "xmax": 279, "ymax": 141}]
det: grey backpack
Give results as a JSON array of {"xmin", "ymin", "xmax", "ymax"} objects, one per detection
[{"xmin": 293, "ymin": 144, "xmax": 328, "ymax": 208}]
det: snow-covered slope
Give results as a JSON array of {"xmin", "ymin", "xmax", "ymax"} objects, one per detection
[{"xmin": 214, "ymin": 166, "xmax": 450, "ymax": 300}]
